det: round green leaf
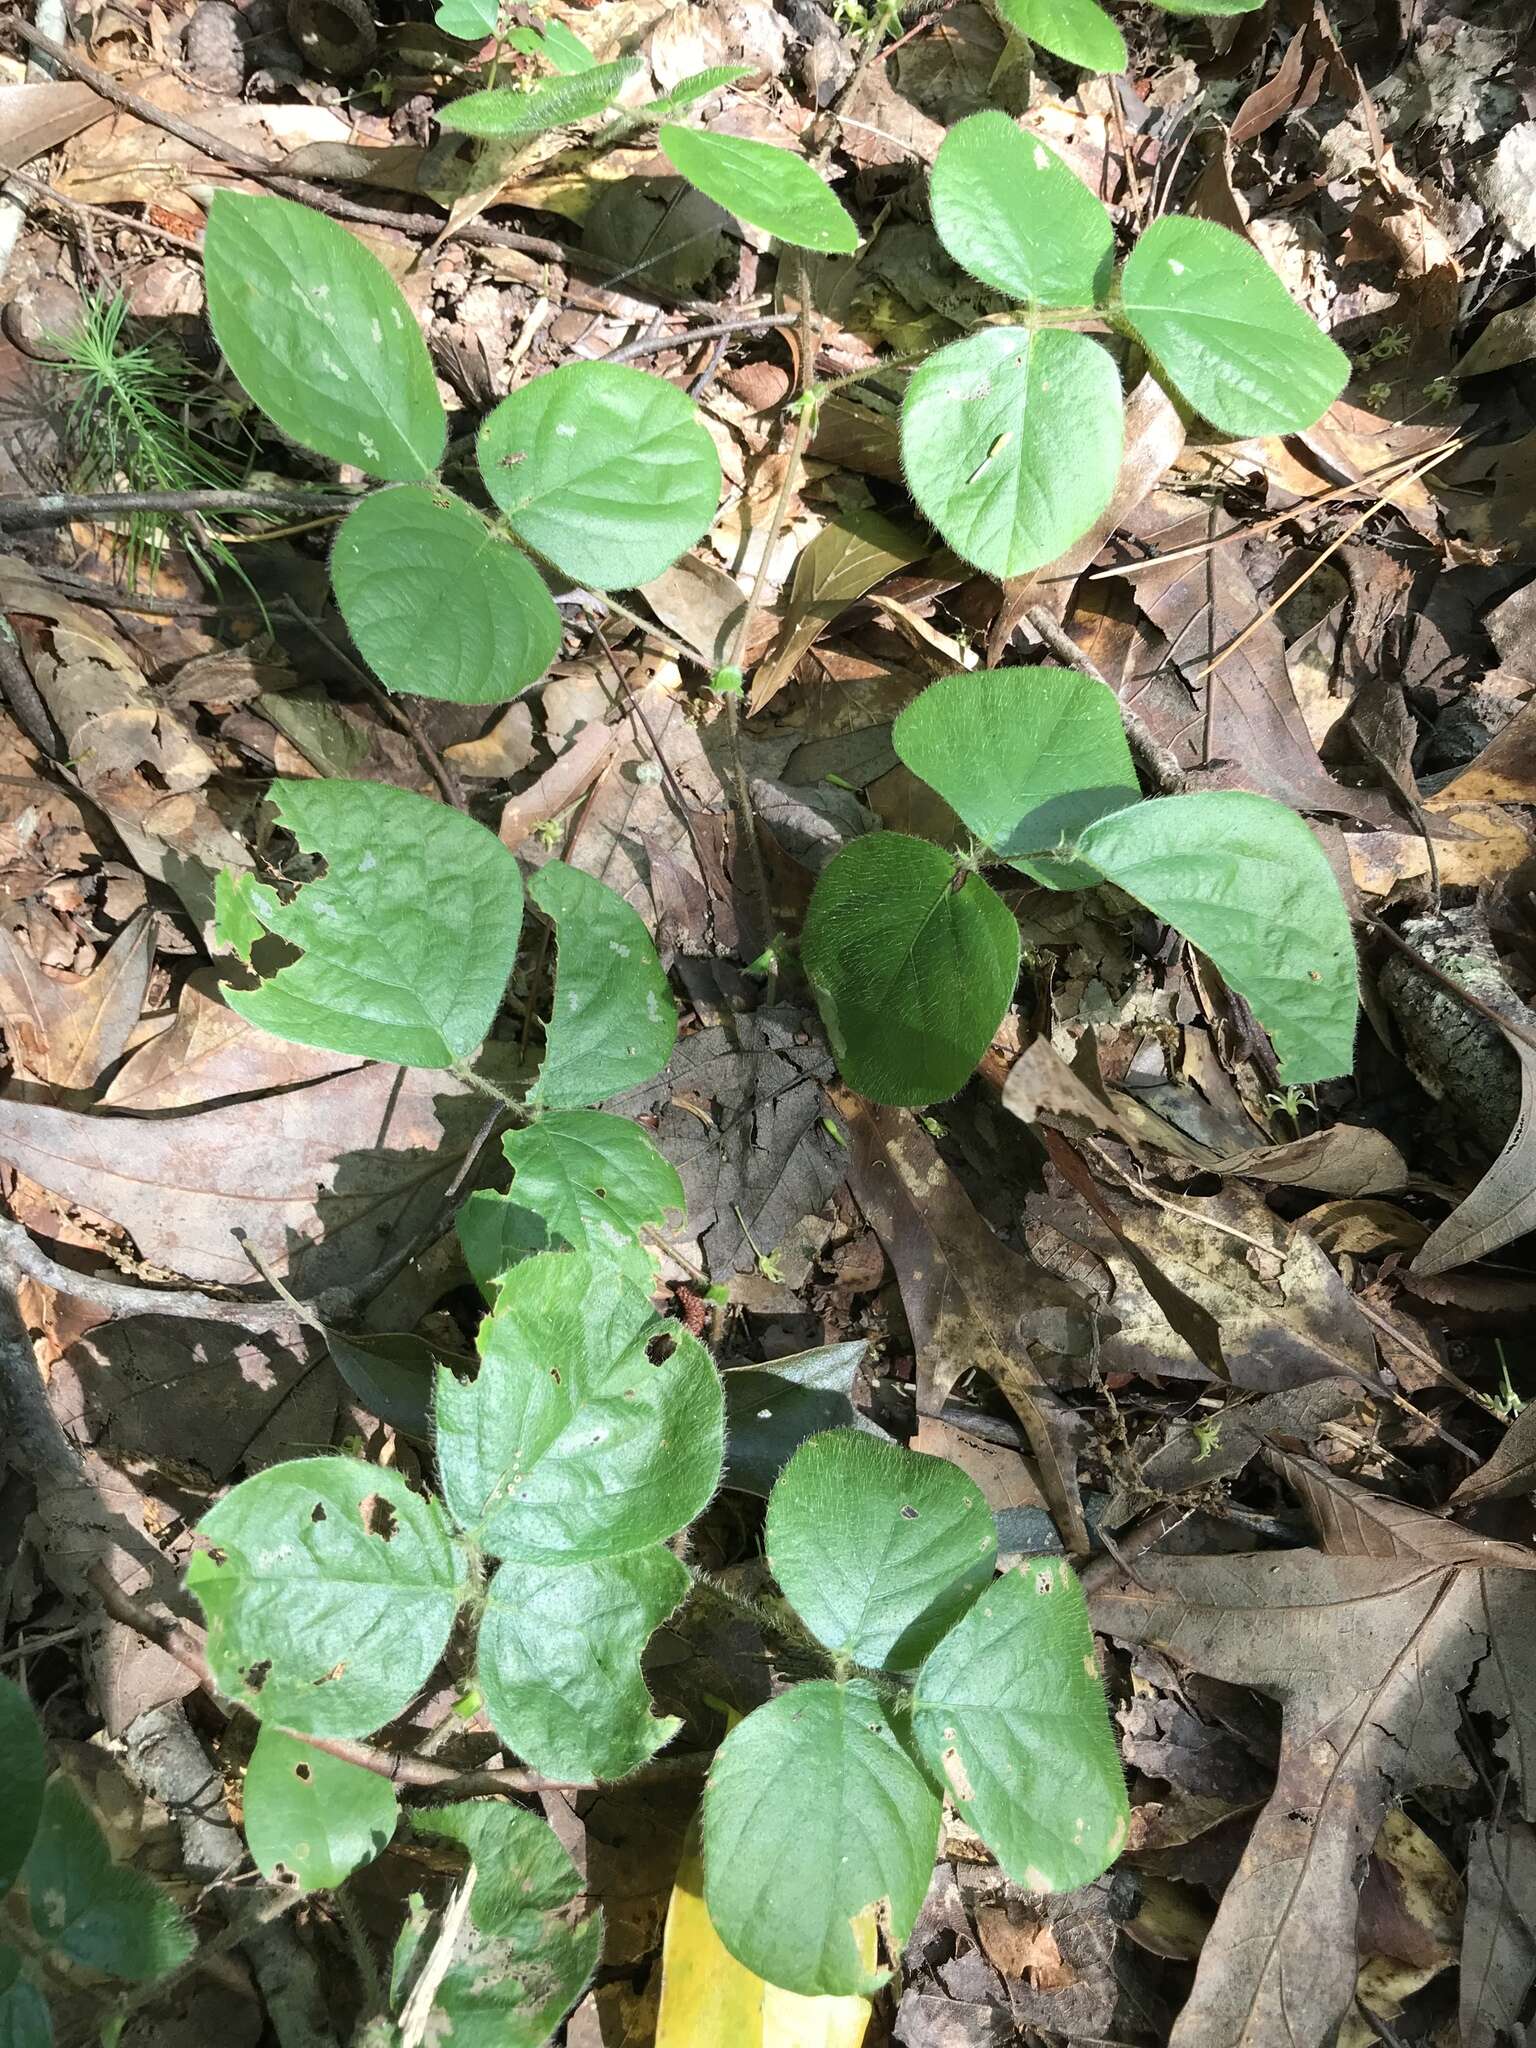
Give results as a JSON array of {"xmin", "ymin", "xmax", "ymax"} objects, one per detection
[
  {"xmin": 912, "ymin": 1559, "xmax": 1128, "ymax": 1892},
  {"xmin": 1076, "ymin": 789, "xmax": 1359, "ymax": 1083},
  {"xmin": 1118, "ymin": 215, "xmax": 1350, "ymax": 437},
  {"xmin": 929, "ymin": 111, "xmax": 1114, "ymax": 306},
  {"xmin": 500, "ymin": 1109, "xmax": 683, "ymax": 1287},
  {"xmin": 766, "ymin": 1429, "xmax": 996, "ymax": 1670},
  {"xmin": 893, "ymin": 668, "xmax": 1139, "ymax": 872},
  {"xmin": 204, "ymin": 192, "xmax": 444, "ymax": 481},
  {"xmin": 331, "ymin": 487, "xmax": 560, "ymax": 705},
  {"xmin": 434, "ymin": 1250, "xmax": 723, "ymax": 1562},
  {"xmin": 434, "ymin": 0, "xmax": 497, "ymax": 39},
  {"xmin": 702, "ymin": 1680, "xmax": 940, "ymax": 1997},
  {"xmin": 187, "ymin": 1458, "xmax": 461, "ymax": 1736},
  {"xmin": 994, "ymin": 0, "xmax": 1127, "ymax": 69},
  {"xmin": 23, "ymin": 1777, "xmax": 194, "ymax": 1981},
  {"xmin": 439, "ymin": 59, "xmax": 639, "ymax": 138},
  {"xmin": 527, "ymin": 862, "xmax": 678, "ymax": 1108},
  {"xmin": 801, "ymin": 832, "xmax": 1021, "ymax": 1106},
  {"xmin": 479, "ymin": 1547, "xmax": 688, "ymax": 1779},
  {"xmin": 225, "ymin": 779, "xmax": 524, "ymax": 1069},
  {"xmin": 479, "ymin": 362, "xmax": 720, "ymax": 589},
  {"xmin": 659, "ymin": 125, "xmax": 857, "ymax": 254},
  {"xmin": 901, "ymin": 327, "xmax": 1123, "ymax": 581},
  {"xmin": 243, "ymin": 1726, "xmax": 398, "ymax": 1891},
  {"xmin": 0, "ymin": 1677, "xmax": 45, "ymax": 1899}
]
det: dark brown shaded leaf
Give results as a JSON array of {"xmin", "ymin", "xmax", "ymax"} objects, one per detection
[
  {"xmin": 1460, "ymin": 1820, "xmax": 1536, "ymax": 2048},
  {"xmin": 0, "ymin": 910, "xmax": 153, "ymax": 1090},
  {"xmin": 1270, "ymin": 1446, "xmax": 1536, "ymax": 1571}
]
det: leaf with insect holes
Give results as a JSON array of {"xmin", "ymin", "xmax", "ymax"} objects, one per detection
[
  {"xmin": 0, "ymin": 1678, "xmax": 45, "ymax": 1900},
  {"xmin": 479, "ymin": 362, "xmax": 720, "ymax": 590},
  {"xmin": 500, "ymin": 1110, "xmax": 683, "ymax": 1283},
  {"xmin": 23, "ymin": 1776, "xmax": 194, "ymax": 1981},
  {"xmin": 434, "ymin": 0, "xmax": 497, "ymax": 38},
  {"xmin": 187, "ymin": 1458, "xmax": 462, "ymax": 1737},
  {"xmin": 331, "ymin": 486, "xmax": 561, "ymax": 705},
  {"xmin": 410, "ymin": 1804, "xmax": 602, "ymax": 2046},
  {"xmin": 1075, "ymin": 790, "xmax": 1358, "ymax": 1083},
  {"xmin": 702, "ymin": 1680, "xmax": 940, "ymax": 1997},
  {"xmin": 478, "ymin": 1547, "xmax": 689, "ymax": 1779},
  {"xmin": 901, "ymin": 327, "xmax": 1123, "ymax": 581},
  {"xmin": 994, "ymin": 0, "xmax": 1126, "ymax": 69},
  {"xmin": 438, "ymin": 58, "xmax": 640, "ymax": 138},
  {"xmin": 434, "ymin": 1249, "xmax": 723, "ymax": 1562},
  {"xmin": 527, "ymin": 862, "xmax": 677, "ymax": 1108},
  {"xmin": 801, "ymin": 833, "xmax": 1020, "ymax": 1107},
  {"xmin": 204, "ymin": 192, "xmax": 444, "ymax": 481},
  {"xmin": 912, "ymin": 1559, "xmax": 1128, "ymax": 1893},
  {"xmin": 929, "ymin": 111, "xmax": 1114, "ymax": 306},
  {"xmin": 893, "ymin": 667, "xmax": 1138, "ymax": 886},
  {"xmin": 1118, "ymin": 216, "xmax": 1349, "ymax": 437},
  {"xmin": 224, "ymin": 779, "xmax": 524, "ymax": 1069},
  {"xmin": 243, "ymin": 1726, "xmax": 398, "ymax": 1892},
  {"xmin": 767, "ymin": 1430, "xmax": 996, "ymax": 1670},
  {"xmin": 660, "ymin": 125, "xmax": 857, "ymax": 254}
]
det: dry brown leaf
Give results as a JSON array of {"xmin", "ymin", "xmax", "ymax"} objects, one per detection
[
  {"xmin": 444, "ymin": 702, "xmax": 537, "ymax": 780},
  {"xmin": 748, "ymin": 508, "xmax": 926, "ymax": 713},
  {"xmin": 1460, "ymin": 1820, "xmax": 1536, "ymax": 2048},
  {"xmin": 102, "ymin": 971, "xmax": 358, "ymax": 1110},
  {"xmin": 1411, "ymin": 1031, "xmax": 1536, "ymax": 1279},
  {"xmin": 1204, "ymin": 1126, "xmax": 1409, "ymax": 1197},
  {"xmin": 1449, "ymin": 1403, "xmax": 1536, "ymax": 1511},
  {"xmin": 0, "ymin": 910, "xmax": 153, "ymax": 1091},
  {"xmin": 0, "ymin": 80, "xmax": 106, "ymax": 170},
  {"xmin": 1268, "ymin": 1446, "xmax": 1536, "ymax": 1572}
]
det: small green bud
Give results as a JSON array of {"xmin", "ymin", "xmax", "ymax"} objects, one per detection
[{"xmin": 711, "ymin": 664, "xmax": 744, "ymax": 696}]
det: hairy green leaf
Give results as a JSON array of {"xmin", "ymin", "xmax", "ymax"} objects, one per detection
[
  {"xmin": 802, "ymin": 832, "xmax": 1020, "ymax": 1106},
  {"xmin": 702, "ymin": 1680, "xmax": 940, "ymax": 1997},
  {"xmin": 0, "ymin": 1678, "xmax": 45, "ymax": 1900},
  {"xmin": 1076, "ymin": 790, "xmax": 1358, "ymax": 1083},
  {"xmin": 0, "ymin": 1953, "xmax": 49, "ymax": 2048},
  {"xmin": 324, "ymin": 1330, "xmax": 447, "ymax": 1438},
  {"xmin": 929, "ymin": 111, "xmax": 1114, "ymax": 305},
  {"xmin": 1118, "ymin": 216, "xmax": 1349, "ymax": 437},
  {"xmin": 414, "ymin": 1802, "xmax": 586, "ymax": 1933},
  {"xmin": 439, "ymin": 58, "xmax": 639, "ymax": 137},
  {"xmin": 435, "ymin": 1250, "xmax": 723, "ymax": 1561},
  {"xmin": 722, "ymin": 1341, "xmax": 868, "ymax": 1496},
  {"xmin": 24, "ymin": 1777, "xmax": 193, "ymax": 1981},
  {"xmin": 457, "ymin": 1191, "xmax": 552, "ymax": 1303},
  {"xmin": 188, "ymin": 1459, "xmax": 461, "ymax": 1736},
  {"xmin": 204, "ymin": 192, "xmax": 444, "ymax": 481},
  {"xmin": 893, "ymin": 667, "xmax": 1138, "ymax": 881},
  {"xmin": 331, "ymin": 486, "xmax": 560, "ymax": 705},
  {"xmin": 767, "ymin": 1429, "xmax": 996, "ymax": 1670},
  {"xmin": 500, "ymin": 1110, "xmax": 683, "ymax": 1282},
  {"xmin": 479, "ymin": 362, "xmax": 720, "ymax": 589},
  {"xmin": 527, "ymin": 862, "xmax": 677, "ymax": 1108},
  {"xmin": 243, "ymin": 1726, "xmax": 398, "ymax": 1891},
  {"xmin": 901, "ymin": 327, "xmax": 1123, "ymax": 580},
  {"xmin": 660, "ymin": 125, "xmax": 858, "ymax": 254},
  {"xmin": 994, "ymin": 0, "xmax": 1127, "ymax": 69},
  {"xmin": 912, "ymin": 1559, "xmax": 1128, "ymax": 1890},
  {"xmin": 225, "ymin": 779, "xmax": 524, "ymax": 1068},
  {"xmin": 479, "ymin": 1547, "xmax": 688, "ymax": 1778},
  {"xmin": 434, "ymin": 0, "xmax": 497, "ymax": 39}
]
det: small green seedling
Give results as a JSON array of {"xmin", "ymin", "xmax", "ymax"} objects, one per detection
[
  {"xmin": 801, "ymin": 667, "xmax": 1359, "ymax": 1105},
  {"xmin": 0, "ymin": 1675, "xmax": 194, "ymax": 2041}
]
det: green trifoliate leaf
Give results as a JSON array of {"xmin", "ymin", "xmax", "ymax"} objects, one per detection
[
  {"xmin": 1118, "ymin": 216, "xmax": 1349, "ymax": 437},
  {"xmin": 478, "ymin": 1547, "xmax": 688, "ymax": 1778},
  {"xmin": 901, "ymin": 327, "xmax": 1123, "ymax": 580},
  {"xmin": 766, "ymin": 1429, "xmax": 996, "ymax": 1670},
  {"xmin": 660, "ymin": 125, "xmax": 858, "ymax": 254},
  {"xmin": 204, "ymin": 192, "xmax": 444, "ymax": 481},
  {"xmin": 0, "ymin": 1953, "xmax": 49, "ymax": 2048},
  {"xmin": 527, "ymin": 862, "xmax": 677, "ymax": 1108},
  {"xmin": 0, "ymin": 1677, "xmax": 45, "ymax": 1899},
  {"xmin": 225, "ymin": 779, "xmax": 524, "ymax": 1068},
  {"xmin": 243, "ymin": 1726, "xmax": 398, "ymax": 1891},
  {"xmin": 702, "ymin": 1680, "xmax": 940, "ymax": 1997},
  {"xmin": 722, "ymin": 1341, "xmax": 867, "ymax": 1497},
  {"xmin": 410, "ymin": 1804, "xmax": 602, "ymax": 2048},
  {"xmin": 912, "ymin": 1559, "xmax": 1128, "ymax": 1891},
  {"xmin": 434, "ymin": 0, "xmax": 497, "ymax": 38},
  {"xmin": 994, "ymin": 0, "xmax": 1127, "ymax": 69},
  {"xmin": 480, "ymin": 362, "xmax": 721, "ymax": 590},
  {"xmin": 893, "ymin": 667, "xmax": 1138, "ymax": 881},
  {"xmin": 1076, "ymin": 790, "xmax": 1358, "ymax": 1083},
  {"xmin": 929, "ymin": 111, "xmax": 1114, "ymax": 306},
  {"xmin": 435, "ymin": 1250, "xmax": 723, "ymax": 1561},
  {"xmin": 500, "ymin": 1110, "xmax": 684, "ymax": 1281},
  {"xmin": 457, "ymin": 1190, "xmax": 551, "ymax": 1304},
  {"xmin": 439, "ymin": 58, "xmax": 640, "ymax": 138},
  {"xmin": 331, "ymin": 486, "xmax": 561, "ymax": 705},
  {"xmin": 802, "ymin": 833, "xmax": 1020, "ymax": 1106},
  {"xmin": 24, "ymin": 1776, "xmax": 194, "ymax": 1981},
  {"xmin": 188, "ymin": 1459, "xmax": 461, "ymax": 1736}
]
